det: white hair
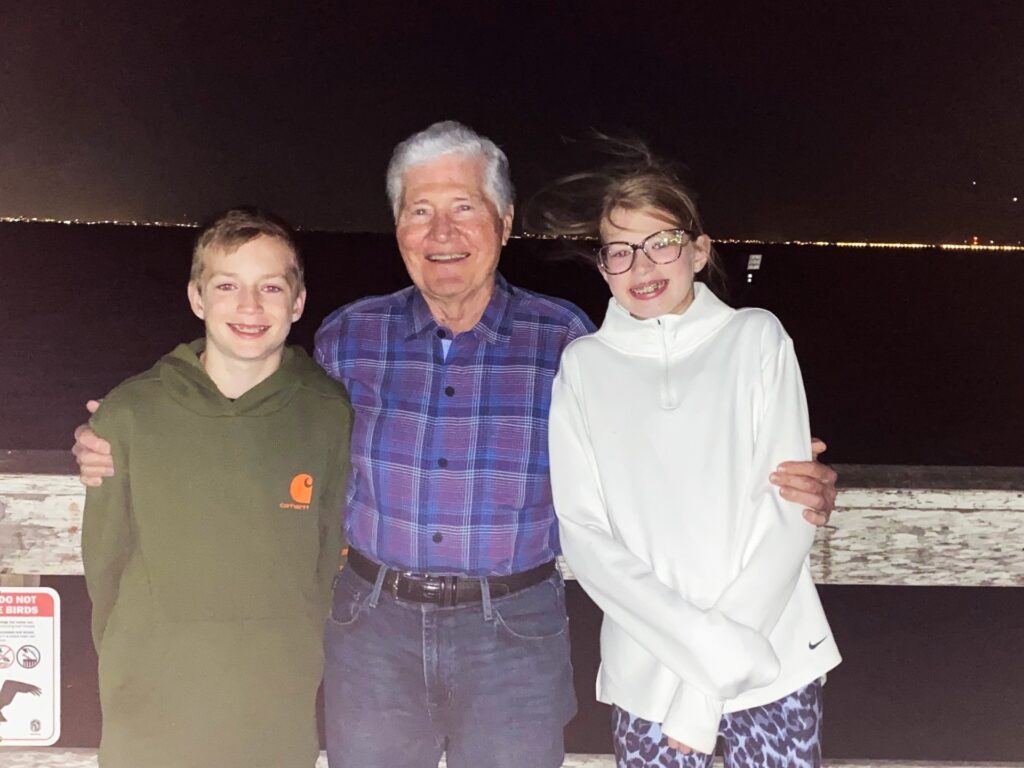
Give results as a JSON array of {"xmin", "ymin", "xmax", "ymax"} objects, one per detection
[{"xmin": 386, "ymin": 120, "xmax": 514, "ymax": 221}]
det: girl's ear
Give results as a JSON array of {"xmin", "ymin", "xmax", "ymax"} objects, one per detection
[{"xmin": 692, "ymin": 234, "xmax": 711, "ymax": 273}]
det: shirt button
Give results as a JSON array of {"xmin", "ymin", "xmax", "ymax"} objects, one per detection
[
  {"xmin": 444, "ymin": 386, "xmax": 455, "ymax": 397},
  {"xmin": 432, "ymin": 532, "xmax": 443, "ymax": 543},
  {"xmin": 437, "ymin": 457, "xmax": 448, "ymax": 468},
  {"xmin": 436, "ymin": 329, "xmax": 446, "ymax": 338}
]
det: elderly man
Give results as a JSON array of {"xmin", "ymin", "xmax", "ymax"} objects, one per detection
[{"xmin": 75, "ymin": 121, "xmax": 837, "ymax": 768}]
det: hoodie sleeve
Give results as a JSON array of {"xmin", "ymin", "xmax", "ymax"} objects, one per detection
[
  {"xmin": 663, "ymin": 330, "xmax": 816, "ymax": 750},
  {"xmin": 315, "ymin": 399, "xmax": 353, "ymax": 619},
  {"xmin": 549, "ymin": 351, "xmax": 781, "ymax": 707},
  {"xmin": 81, "ymin": 402, "xmax": 134, "ymax": 653}
]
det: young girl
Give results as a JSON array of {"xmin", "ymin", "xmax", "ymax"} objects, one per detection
[{"xmin": 544, "ymin": 155, "xmax": 840, "ymax": 766}]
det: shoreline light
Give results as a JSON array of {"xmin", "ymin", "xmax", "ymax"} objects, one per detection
[{"xmin": 2, "ymin": 218, "xmax": 1022, "ymax": 251}]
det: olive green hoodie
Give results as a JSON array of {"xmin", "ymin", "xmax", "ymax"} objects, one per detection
[{"xmin": 83, "ymin": 340, "xmax": 351, "ymax": 768}]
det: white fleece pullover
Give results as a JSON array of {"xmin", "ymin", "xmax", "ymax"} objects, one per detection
[{"xmin": 548, "ymin": 284, "xmax": 840, "ymax": 753}]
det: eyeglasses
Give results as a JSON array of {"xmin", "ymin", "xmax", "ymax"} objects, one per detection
[{"xmin": 596, "ymin": 228, "xmax": 696, "ymax": 275}]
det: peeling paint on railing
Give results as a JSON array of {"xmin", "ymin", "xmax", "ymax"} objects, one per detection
[{"xmin": 2, "ymin": 470, "xmax": 1022, "ymax": 587}]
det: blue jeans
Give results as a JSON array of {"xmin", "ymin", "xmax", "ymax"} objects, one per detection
[{"xmin": 323, "ymin": 564, "xmax": 577, "ymax": 768}]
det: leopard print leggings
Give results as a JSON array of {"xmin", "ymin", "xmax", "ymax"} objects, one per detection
[{"xmin": 612, "ymin": 680, "xmax": 822, "ymax": 768}]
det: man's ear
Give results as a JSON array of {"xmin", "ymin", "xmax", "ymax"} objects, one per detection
[
  {"xmin": 187, "ymin": 281, "xmax": 205, "ymax": 321},
  {"xmin": 291, "ymin": 288, "xmax": 307, "ymax": 323},
  {"xmin": 500, "ymin": 205, "xmax": 514, "ymax": 246}
]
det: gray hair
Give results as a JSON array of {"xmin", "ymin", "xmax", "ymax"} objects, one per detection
[{"xmin": 386, "ymin": 120, "xmax": 514, "ymax": 220}]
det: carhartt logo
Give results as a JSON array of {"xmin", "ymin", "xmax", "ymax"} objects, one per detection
[
  {"xmin": 290, "ymin": 474, "xmax": 314, "ymax": 504},
  {"xmin": 280, "ymin": 474, "xmax": 313, "ymax": 510},
  {"xmin": 808, "ymin": 636, "xmax": 828, "ymax": 650}
]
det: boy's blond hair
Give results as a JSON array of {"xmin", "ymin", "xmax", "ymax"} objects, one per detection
[{"xmin": 190, "ymin": 207, "xmax": 304, "ymax": 295}]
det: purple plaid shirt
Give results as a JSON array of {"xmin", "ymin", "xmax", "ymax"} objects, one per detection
[{"xmin": 314, "ymin": 274, "xmax": 594, "ymax": 575}]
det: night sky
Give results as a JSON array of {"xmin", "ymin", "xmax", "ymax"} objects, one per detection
[{"xmin": 2, "ymin": 1, "xmax": 1022, "ymax": 242}]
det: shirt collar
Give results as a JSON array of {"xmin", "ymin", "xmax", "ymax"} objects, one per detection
[{"xmin": 403, "ymin": 273, "xmax": 515, "ymax": 345}]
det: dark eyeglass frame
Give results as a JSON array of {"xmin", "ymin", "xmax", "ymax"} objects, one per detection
[{"xmin": 596, "ymin": 228, "xmax": 697, "ymax": 275}]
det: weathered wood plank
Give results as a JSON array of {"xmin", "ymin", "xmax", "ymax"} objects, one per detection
[
  {"xmin": 813, "ymin": 502, "xmax": 1024, "ymax": 587},
  {"xmin": 0, "ymin": 474, "xmax": 84, "ymax": 576},
  {"xmin": 2, "ymin": 470, "xmax": 1023, "ymax": 586},
  {"xmin": 0, "ymin": 574, "xmax": 41, "ymax": 586},
  {"xmin": 0, "ymin": 749, "xmax": 1020, "ymax": 768}
]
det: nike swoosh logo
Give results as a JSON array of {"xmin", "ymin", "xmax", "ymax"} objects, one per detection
[{"xmin": 808, "ymin": 636, "xmax": 828, "ymax": 650}]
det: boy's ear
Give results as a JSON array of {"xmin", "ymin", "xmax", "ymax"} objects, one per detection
[
  {"xmin": 187, "ymin": 281, "xmax": 206, "ymax": 320},
  {"xmin": 291, "ymin": 288, "xmax": 307, "ymax": 323}
]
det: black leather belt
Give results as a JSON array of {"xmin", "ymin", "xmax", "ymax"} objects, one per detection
[{"xmin": 346, "ymin": 547, "xmax": 555, "ymax": 607}]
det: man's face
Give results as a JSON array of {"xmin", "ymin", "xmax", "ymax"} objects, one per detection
[{"xmin": 395, "ymin": 153, "xmax": 513, "ymax": 310}]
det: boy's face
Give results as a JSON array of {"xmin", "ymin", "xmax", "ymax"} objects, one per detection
[{"xmin": 187, "ymin": 235, "xmax": 306, "ymax": 370}]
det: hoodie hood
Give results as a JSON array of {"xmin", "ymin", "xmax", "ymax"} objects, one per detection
[
  {"xmin": 158, "ymin": 339, "xmax": 339, "ymax": 417},
  {"xmin": 595, "ymin": 283, "xmax": 735, "ymax": 409}
]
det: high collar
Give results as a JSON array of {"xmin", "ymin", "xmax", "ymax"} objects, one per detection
[
  {"xmin": 403, "ymin": 272, "xmax": 515, "ymax": 345},
  {"xmin": 596, "ymin": 282, "xmax": 736, "ymax": 358}
]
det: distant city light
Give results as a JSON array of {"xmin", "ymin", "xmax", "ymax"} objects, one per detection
[{"xmin": 3, "ymin": 219, "xmax": 1022, "ymax": 251}]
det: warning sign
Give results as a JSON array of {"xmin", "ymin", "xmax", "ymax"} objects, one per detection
[{"xmin": 0, "ymin": 587, "xmax": 60, "ymax": 746}]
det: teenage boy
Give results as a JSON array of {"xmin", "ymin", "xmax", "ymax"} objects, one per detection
[{"xmin": 82, "ymin": 208, "xmax": 352, "ymax": 768}]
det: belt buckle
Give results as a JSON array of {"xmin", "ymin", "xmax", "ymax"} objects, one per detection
[
  {"xmin": 387, "ymin": 569, "xmax": 402, "ymax": 600},
  {"xmin": 440, "ymin": 575, "xmax": 457, "ymax": 608}
]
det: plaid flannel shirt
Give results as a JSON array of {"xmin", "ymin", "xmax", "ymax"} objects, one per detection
[{"xmin": 314, "ymin": 274, "xmax": 595, "ymax": 575}]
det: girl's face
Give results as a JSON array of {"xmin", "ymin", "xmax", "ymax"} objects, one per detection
[{"xmin": 599, "ymin": 207, "xmax": 710, "ymax": 320}]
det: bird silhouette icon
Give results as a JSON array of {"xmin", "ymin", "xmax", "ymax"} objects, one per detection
[{"xmin": 0, "ymin": 679, "xmax": 42, "ymax": 722}]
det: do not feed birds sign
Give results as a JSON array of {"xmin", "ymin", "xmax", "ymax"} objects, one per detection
[{"xmin": 0, "ymin": 587, "xmax": 60, "ymax": 746}]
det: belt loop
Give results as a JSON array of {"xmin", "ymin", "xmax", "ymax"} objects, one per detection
[
  {"xmin": 479, "ymin": 576, "xmax": 493, "ymax": 621},
  {"xmin": 368, "ymin": 563, "xmax": 388, "ymax": 608}
]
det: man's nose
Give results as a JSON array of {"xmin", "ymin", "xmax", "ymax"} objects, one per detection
[{"xmin": 429, "ymin": 213, "xmax": 455, "ymax": 240}]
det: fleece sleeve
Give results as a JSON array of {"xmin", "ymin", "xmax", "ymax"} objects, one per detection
[
  {"xmin": 81, "ymin": 405, "xmax": 134, "ymax": 653},
  {"xmin": 548, "ymin": 353, "xmax": 782, "ymax": 707},
  {"xmin": 315, "ymin": 401, "xmax": 353, "ymax": 619},
  {"xmin": 661, "ymin": 334, "xmax": 816, "ymax": 750}
]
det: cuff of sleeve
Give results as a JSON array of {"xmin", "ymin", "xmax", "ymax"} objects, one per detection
[
  {"xmin": 660, "ymin": 683, "xmax": 724, "ymax": 755},
  {"xmin": 697, "ymin": 609, "xmax": 781, "ymax": 697}
]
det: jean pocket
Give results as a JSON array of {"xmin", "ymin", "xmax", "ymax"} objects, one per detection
[
  {"xmin": 328, "ymin": 569, "xmax": 369, "ymax": 627},
  {"xmin": 493, "ymin": 580, "xmax": 570, "ymax": 641}
]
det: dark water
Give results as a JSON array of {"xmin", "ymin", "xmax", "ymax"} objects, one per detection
[
  {"xmin": 3, "ymin": 222, "xmax": 1023, "ymax": 463},
  {"xmin": 4, "ymin": 222, "xmax": 1023, "ymax": 760}
]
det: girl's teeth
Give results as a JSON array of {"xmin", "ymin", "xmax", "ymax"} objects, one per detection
[{"xmin": 632, "ymin": 281, "xmax": 665, "ymax": 296}]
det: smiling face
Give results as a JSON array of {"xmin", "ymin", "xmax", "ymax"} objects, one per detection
[
  {"xmin": 187, "ymin": 234, "xmax": 306, "ymax": 377},
  {"xmin": 599, "ymin": 207, "xmax": 710, "ymax": 320},
  {"xmin": 394, "ymin": 152, "xmax": 513, "ymax": 328}
]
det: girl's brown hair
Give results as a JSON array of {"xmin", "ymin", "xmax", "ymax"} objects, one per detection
[{"xmin": 525, "ymin": 137, "xmax": 727, "ymax": 297}]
